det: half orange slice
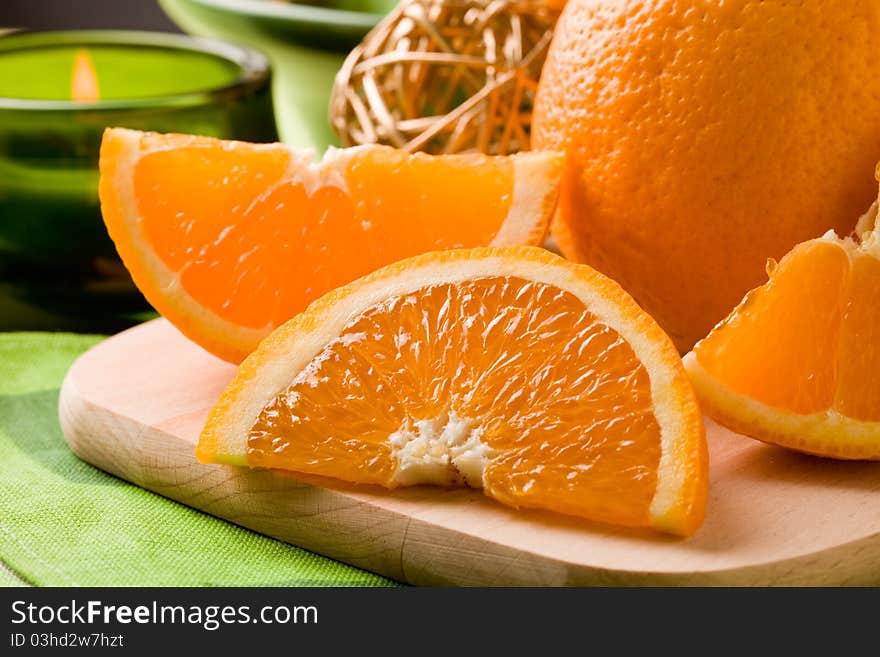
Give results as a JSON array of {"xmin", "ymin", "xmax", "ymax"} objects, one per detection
[
  {"xmin": 99, "ymin": 128, "xmax": 563, "ymax": 362},
  {"xmin": 685, "ymin": 201, "xmax": 880, "ymax": 459},
  {"xmin": 198, "ymin": 247, "xmax": 708, "ymax": 536}
]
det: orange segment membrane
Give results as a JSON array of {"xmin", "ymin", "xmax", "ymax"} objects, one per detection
[
  {"xmin": 133, "ymin": 146, "xmax": 514, "ymax": 330},
  {"xmin": 694, "ymin": 241, "xmax": 849, "ymax": 414},
  {"xmin": 834, "ymin": 253, "xmax": 880, "ymax": 421},
  {"xmin": 248, "ymin": 276, "xmax": 662, "ymax": 526},
  {"xmin": 346, "ymin": 149, "xmax": 513, "ymax": 251},
  {"xmin": 134, "ymin": 144, "xmax": 292, "ymax": 328},
  {"xmin": 695, "ymin": 239, "xmax": 880, "ymax": 421}
]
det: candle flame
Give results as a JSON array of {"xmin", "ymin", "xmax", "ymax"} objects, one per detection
[{"xmin": 71, "ymin": 49, "xmax": 100, "ymax": 102}]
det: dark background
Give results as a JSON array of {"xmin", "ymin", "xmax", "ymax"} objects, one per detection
[{"xmin": 0, "ymin": 0, "xmax": 180, "ymax": 32}]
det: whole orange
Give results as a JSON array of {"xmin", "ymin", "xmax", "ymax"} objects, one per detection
[{"xmin": 533, "ymin": 0, "xmax": 880, "ymax": 350}]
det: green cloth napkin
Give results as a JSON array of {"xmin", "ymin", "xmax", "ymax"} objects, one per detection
[{"xmin": 0, "ymin": 332, "xmax": 396, "ymax": 587}]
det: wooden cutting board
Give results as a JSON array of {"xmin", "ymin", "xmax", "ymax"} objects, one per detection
[{"xmin": 59, "ymin": 319, "xmax": 880, "ymax": 586}]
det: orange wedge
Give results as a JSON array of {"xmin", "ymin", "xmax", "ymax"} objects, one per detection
[
  {"xmin": 99, "ymin": 128, "xmax": 563, "ymax": 363},
  {"xmin": 684, "ymin": 201, "xmax": 880, "ymax": 459},
  {"xmin": 198, "ymin": 247, "xmax": 708, "ymax": 536}
]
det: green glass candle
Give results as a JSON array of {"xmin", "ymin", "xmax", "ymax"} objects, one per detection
[{"xmin": 0, "ymin": 30, "xmax": 277, "ymax": 331}]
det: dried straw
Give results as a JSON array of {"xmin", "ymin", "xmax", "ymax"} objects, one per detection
[{"xmin": 330, "ymin": 0, "xmax": 560, "ymax": 154}]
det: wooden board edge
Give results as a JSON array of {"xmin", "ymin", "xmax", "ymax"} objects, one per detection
[{"xmin": 58, "ymin": 360, "xmax": 880, "ymax": 586}]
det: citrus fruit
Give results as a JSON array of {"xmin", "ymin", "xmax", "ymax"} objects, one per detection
[
  {"xmin": 684, "ymin": 200, "xmax": 880, "ymax": 460},
  {"xmin": 533, "ymin": 0, "xmax": 880, "ymax": 351},
  {"xmin": 198, "ymin": 246, "xmax": 708, "ymax": 536},
  {"xmin": 99, "ymin": 128, "xmax": 563, "ymax": 363}
]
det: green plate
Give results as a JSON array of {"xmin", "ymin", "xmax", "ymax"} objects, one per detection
[
  {"xmin": 161, "ymin": 0, "xmax": 398, "ymax": 148},
  {"xmin": 166, "ymin": 0, "xmax": 394, "ymax": 51}
]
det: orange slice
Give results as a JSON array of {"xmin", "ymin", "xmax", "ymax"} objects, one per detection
[
  {"xmin": 684, "ymin": 201, "xmax": 880, "ymax": 459},
  {"xmin": 198, "ymin": 247, "xmax": 708, "ymax": 536},
  {"xmin": 99, "ymin": 128, "xmax": 563, "ymax": 363}
]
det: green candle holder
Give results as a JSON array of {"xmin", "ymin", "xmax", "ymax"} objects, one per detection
[{"xmin": 0, "ymin": 30, "xmax": 277, "ymax": 331}]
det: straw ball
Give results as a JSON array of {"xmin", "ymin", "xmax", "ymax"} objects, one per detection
[{"xmin": 330, "ymin": 0, "xmax": 560, "ymax": 154}]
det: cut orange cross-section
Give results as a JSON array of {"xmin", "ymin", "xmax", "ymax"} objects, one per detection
[
  {"xmin": 198, "ymin": 247, "xmax": 708, "ymax": 536},
  {"xmin": 684, "ymin": 200, "xmax": 880, "ymax": 460},
  {"xmin": 99, "ymin": 128, "xmax": 563, "ymax": 363}
]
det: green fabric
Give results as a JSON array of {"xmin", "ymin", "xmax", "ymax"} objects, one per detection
[
  {"xmin": 0, "ymin": 332, "xmax": 396, "ymax": 587},
  {"xmin": 0, "ymin": 563, "xmax": 28, "ymax": 587}
]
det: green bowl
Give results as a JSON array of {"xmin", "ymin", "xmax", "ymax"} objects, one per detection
[{"xmin": 160, "ymin": 0, "xmax": 396, "ymax": 149}]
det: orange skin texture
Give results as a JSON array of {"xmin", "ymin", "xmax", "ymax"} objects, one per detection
[{"xmin": 533, "ymin": 0, "xmax": 880, "ymax": 350}]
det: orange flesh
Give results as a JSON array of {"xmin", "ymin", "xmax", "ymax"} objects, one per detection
[
  {"xmin": 834, "ymin": 253, "xmax": 880, "ymax": 421},
  {"xmin": 346, "ymin": 149, "xmax": 512, "ymax": 251},
  {"xmin": 694, "ymin": 239, "xmax": 880, "ymax": 421},
  {"xmin": 133, "ymin": 146, "xmax": 513, "ymax": 330},
  {"xmin": 248, "ymin": 276, "xmax": 662, "ymax": 527}
]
